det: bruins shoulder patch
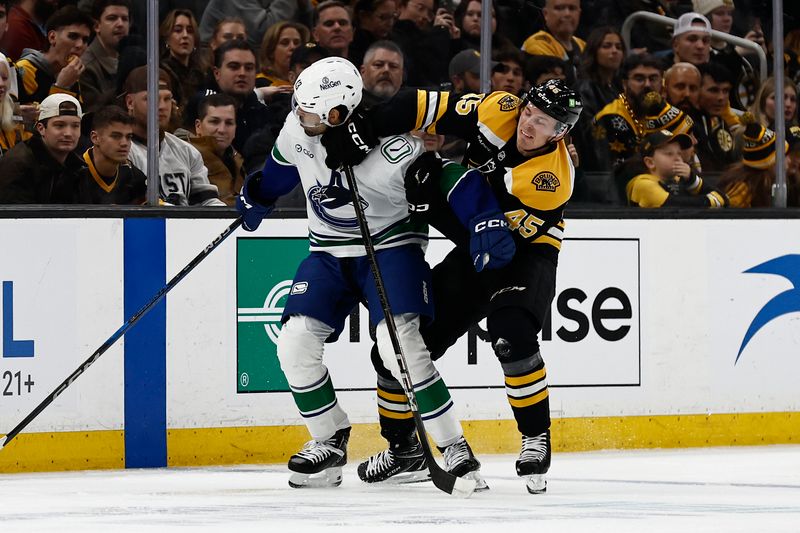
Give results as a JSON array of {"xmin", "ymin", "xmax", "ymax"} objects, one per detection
[
  {"xmin": 532, "ymin": 171, "xmax": 560, "ymax": 192},
  {"xmin": 498, "ymin": 94, "xmax": 518, "ymax": 112}
]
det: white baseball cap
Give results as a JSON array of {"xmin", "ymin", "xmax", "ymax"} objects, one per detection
[
  {"xmin": 38, "ymin": 93, "xmax": 83, "ymax": 122},
  {"xmin": 673, "ymin": 12, "xmax": 712, "ymax": 38},
  {"xmin": 691, "ymin": 0, "xmax": 734, "ymax": 16}
]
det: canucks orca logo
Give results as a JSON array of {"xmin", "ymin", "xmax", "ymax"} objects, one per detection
[
  {"xmin": 736, "ymin": 255, "xmax": 800, "ymax": 364},
  {"xmin": 307, "ymin": 169, "xmax": 368, "ymax": 229}
]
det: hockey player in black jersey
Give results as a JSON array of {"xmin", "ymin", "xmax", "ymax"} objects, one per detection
[{"xmin": 322, "ymin": 79, "xmax": 582, "ymax": 494}]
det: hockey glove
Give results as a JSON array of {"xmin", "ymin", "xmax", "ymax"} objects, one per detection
[
  {"xmin": 469, "ymin": 210, "xmax": 516, "ymax": 272},
  {"xmin": 236, "ymin": 173, "xmax": 275, "ymax": 232},
  {"xmin": 404, "ymin": 151, "xmax": 443, "ymax": 213},
  {"xmin": 321, "ymin": 108, "xmax": 378, "ymax": 169}
]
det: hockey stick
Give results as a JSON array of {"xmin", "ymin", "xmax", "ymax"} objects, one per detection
[
  {"xmin": 0, "ymin": 217, "xmax": 243, "ymax": 451},
  {"xmin": 341, "ymin": 164, "xmax": 476, "ymax": 498}
]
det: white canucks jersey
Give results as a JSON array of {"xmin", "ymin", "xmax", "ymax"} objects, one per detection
[{"xmin": 272, "ymin": 112, "xmax": 428, "ymax": 257}]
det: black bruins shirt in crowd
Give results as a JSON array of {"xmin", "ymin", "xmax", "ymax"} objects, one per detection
[
  {"xmin": 367, "ymin": 89, "xmax": 574, "ymax": 262},
  {"xmin": 76, "ymin": 148, "xmax": 147, "ymax": 204}
]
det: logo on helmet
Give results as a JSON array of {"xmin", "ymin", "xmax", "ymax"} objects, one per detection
[
  {"xmin": 532, "ymin": 171, "xmax": 560, "ymax": 192},
  {"xmin": 320, "ymin": 76, "xmax": 342, "ymax": 91}
]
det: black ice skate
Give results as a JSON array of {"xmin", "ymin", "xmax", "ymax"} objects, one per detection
[
  {"xmin": 357, "ymin": 438, "xmax": 430, "ymax": 484},
  {"xmin": 438, "ymin": 436, "xmax": 489, "ymax": 491},
  {"xmin": 516, "ymin": 430, "xmax": 551, "ymax": 494},
  {"xmin": 288, "ymin": 427, "xmax": 351, "ymax": 488}
]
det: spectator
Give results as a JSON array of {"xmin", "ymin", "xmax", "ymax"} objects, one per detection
[
  {"xmin": 392, "ymin": 0, "xmax": 452, "ymax": 87},
  {"xmin": 447, "ymin": 49, "xmax": 484, "ymax": 94},
  {"xmin": 312, "ymin": 1, "xmax": 354, "ymax": 59},
  {"xmin": 360, "ymin": 40, "xmax": 404, "ymax": 102},
  {"xmin": 0, "ymin": 1, "xmax": 9, "ymax": 45},
  {"xmin": 670, "ymin": 12, "xmax": 712, "ymax": 67},
  {"xmin": 160, "ymin": 9, "xmax": 206, "ymax": 108},
  {"xmin": 1, "ymin": 0, "xmax": 58, "ymax": 61},
  {"xmin": 452, "ymin": 0, "xmax": 514, "ymax": 55},
  {"xmin": 0, "ymin": 51, "xmax": 28, "ymax": 157},
  {"xmin": 185, "ymin": 93, "xmax": 244, "ymax": 206},
  {"xmin": 16, "ymin": 6, "xmax": 92, "ymax": 105},
  {"xmin": 691, "ymin": 61, "xmax": 741, "ymax": 172},
  {"xmin": 76, "ymin": 104, "xmax": 145, "ymax": 204},
  {"xmin": 787, "ymin": 125, "xmax": 800, "ymax": 206},
  {"xmin": 0, "ymin": 93, "xmax": 84, "ymax": 204},
  {"xmin": 258, "ymin": 21, "xmax": 309, "ymax": 87},
  {"xmin": 525, "ymin": 55, "xmax": 567, "ymax": 86},
  {"xmin": 124, "ymin": 66, "xmax": 224, "ymax": 206},
  {"xmin": 521, "ymin": 0, "xmax": 584, "ymax": 80},
  {"xmin": 350, "ymin": 0, "xmax": 397, "ymax": 69},
  {"xmin": 198, "ymin": 0, "xmax": 312, "ymax": 51},
  {"xmin": 576, "ymin": 26, "xmax": 625, "ymax": 121},
  {"xmin": 750, "ymin": 76, "xmax": 798, "ymax": 130},
  {"xmin": 626, "ymin": 130, "xmax": 727, "ymax": 208},
  {"xmin": 719, "ymin": 112, "xmax": 787, "ymax": 207},
  {"xmin": 594, "ymin": 54, "xmax": 665, "ymax": 170},
  {"xmin": 286, "ymin": 42, "xmax": 329, "ymax": 85},
  {"xmin": 208, "ymin": 17, "xmax": 247, "ymax": 52},
  {"xmin": 693, "ymin": 0, "xmax": 757, "ymax": 109},
  {"xmin": 490, "ymin": 48, "xmax": 524, "ymax": 96},
  {"xmin": 80, "ymin": 0, "xmax": 131, "ymax": 113},
  {"xmin": 663, "ymin": 62, "xmax": 702, "ymax": 114}
]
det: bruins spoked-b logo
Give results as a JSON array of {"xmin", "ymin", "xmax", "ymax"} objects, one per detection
[
  {"xmin": 532, "ymin": 171, "xmax": 560, "ymax": 192},
  {"xmin": 498, "ymin": 94, "xmax": 518, "ymax": 112}
]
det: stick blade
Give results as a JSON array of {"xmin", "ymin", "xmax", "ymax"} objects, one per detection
[{"xmin": 430, "ymin": 464, "xmax": 477, "ymax": 498}]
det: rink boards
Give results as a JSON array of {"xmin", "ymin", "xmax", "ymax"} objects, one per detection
[{"xmin": 0, "ymin": 216, "xmax": 798, "ymax": 472}]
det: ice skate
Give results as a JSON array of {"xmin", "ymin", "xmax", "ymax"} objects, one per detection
[
  {"xmin": 358, "ymin": 437, "xmax": 430, "ymax": 484},
  {"xmin": 516, "ymin": 430, "xmax": 551, "ymax": 494},
  {"xmin": 439, "ymin": 436, "xmax": 489, "ymax": 491},
  {"xmin": 288, "ymin": 427, "xmax": 350, "ymax": 488}
]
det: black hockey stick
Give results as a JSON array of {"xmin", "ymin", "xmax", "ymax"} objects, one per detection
[
  {"xmin": 0, "ymin": 217, "xmax": 243, "ymax": 451},
  {"xmin": 341, "ymin": 164, "xmax": 476, "ymax": 498}
]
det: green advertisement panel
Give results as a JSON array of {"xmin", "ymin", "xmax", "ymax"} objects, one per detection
[{"xmin": 237, "ymin": 237, "xmax": 307, "ymax": 393}]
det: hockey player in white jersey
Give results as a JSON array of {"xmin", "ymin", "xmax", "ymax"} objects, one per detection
[{"xmin": 236, "ymin": 57, "xmax": 516, "ymax": 489}]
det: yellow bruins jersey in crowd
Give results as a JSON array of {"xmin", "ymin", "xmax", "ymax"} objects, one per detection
[
  {"xmin": 369, "ymin": 89, "xmax": 574, "ymax": 260},
  {"xmin": 593, "ymin": 97, "xmax": 641, "ymax": 168},
  {"xmin": 16, "ymin": 54, "xmax": 80, "ymax": 105},
  {"xmin": 627, "ymin": 172, "xmax": 725, "ymax": 208},
  {"xmin": 521, "ymin": 30, "xmax": 586, "ymax": 60}
]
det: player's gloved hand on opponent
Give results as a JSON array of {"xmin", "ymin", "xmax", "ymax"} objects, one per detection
[
  {"xmin": 469, "ymin": 210, "xmax": 516, "ymax": 272},
  {"xmin": 404, "ymin": 151, "xmax": 442, "ymax": 213},
  {"xmin": 236, "ymin": 172, "xmax": 275, "ymax": 232},
  {"xmin": 320, "ymin": 108, "xmax": 378, "ymax": 169}
]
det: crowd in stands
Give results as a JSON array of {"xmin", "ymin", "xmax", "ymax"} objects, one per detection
[{"xmin": 0, "ymin": 0, "xmax": 798, "ymax": 208}]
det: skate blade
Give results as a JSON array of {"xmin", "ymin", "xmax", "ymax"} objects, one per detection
[
  {"xmin": 463, "ymin": 470, "xmax": 489, "ymax": 492},
  {"xmin": 288, "ymin": 467, "xmax": 343, "ymax": 488},
  {"xmin": 523, "ymin": 474, "xmax": 546, "ymax": 494},
  {"xmin": 383, "ymin": 469, "xmax": 432, "ymax": 485}
]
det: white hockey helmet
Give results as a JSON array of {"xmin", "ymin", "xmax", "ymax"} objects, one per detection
[{"xmin": 292, "ymin": 57, "xmax": 363, "ymax": 127}]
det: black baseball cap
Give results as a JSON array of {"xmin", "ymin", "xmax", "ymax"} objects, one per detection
[{"xmin": 640, "ymin": 130, "xmax": 693, "ymax": 157}]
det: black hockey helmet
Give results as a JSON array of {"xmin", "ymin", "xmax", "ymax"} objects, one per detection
[{"xmin": 523, "ymin": 79, "xmax": 583, "ymax": 137}]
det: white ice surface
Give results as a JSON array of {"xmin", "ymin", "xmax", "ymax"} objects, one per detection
[{"xmin": 2, "ymin": 445, "xmax": 799, "ymax": 532}]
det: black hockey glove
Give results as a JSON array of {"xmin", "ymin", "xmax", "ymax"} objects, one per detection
[
  {"xmin": 321, "ymin": 109, "xmax": 378, "ymax": 169},
  {"xmin": 404, "ymin": 151, "xmax": 442, "ymax": 214}
]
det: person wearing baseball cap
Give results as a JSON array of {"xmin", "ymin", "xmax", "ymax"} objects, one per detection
[
  {"xmin": 671, "ymin": 12, "xmax": 712, "ymax": 67},
  {"xmin": 448, "ymin": 49, "xmax": 487, "ymax": 94},
  {"xmin": 626, "ymin": 129, "xmax": 727, "ymax": 208},
  {"xmin": 691, "ymin": 0, "xmax": 758, "ymax": 110},
  {"xmin": 123, "ymin": 65, "xmax": 225, "ymax": 206},
  {"xmin": 0, "ymin": 93, "xmax": 85, "ymax": 203}
]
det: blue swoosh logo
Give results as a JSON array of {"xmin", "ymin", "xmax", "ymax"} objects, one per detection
[{"xmin": 736, "ymin": 254, "xmax": 800, "ymax": 364}]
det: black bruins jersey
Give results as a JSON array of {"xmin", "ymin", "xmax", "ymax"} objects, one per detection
[
  {"xmin": 369, "ymin": 89, "xmax": 574, "ymax": 261},
  {"xmin": 75, "ymin": 148, "xmax": 147, "ymax": 204}
]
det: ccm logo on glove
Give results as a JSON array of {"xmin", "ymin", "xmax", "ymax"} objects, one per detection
[
  {"xmin": 348, "ymin": 122, "xmax": 370, "ymax": 153},
  {"xmin": 474, "ymin": 219, "xmax": 508, "ymax": 232}
]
